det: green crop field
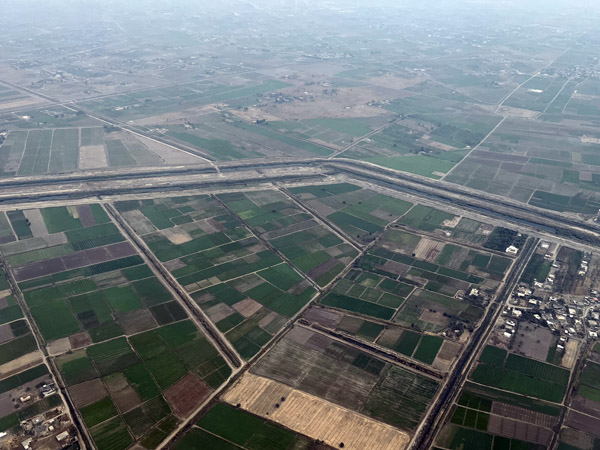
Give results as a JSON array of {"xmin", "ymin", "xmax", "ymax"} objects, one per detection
[
  {"xmin": 88, "ymin": 337, "xmax": 140, "ymax": 375},
  {"xmin": 49, "ymin": 128, "xmax": 79, "ymax": 172},
  {"xmin": 470, "ymin": 350, "xmax": 569, "ymax": 403},
  {"xmin": 123, "ymin": 396, "xmax": 171, "ymax": 437},
  {"xmin": 176, "ymin": 429, "xmax": 239, "ymax": 450},
  {"xmin": 7, "ymin": 210, "xmax": 33, "ymax": 239},
  {"xmin": 90, "ymin": 417, "xmax": 133, "ymax": 450},
  {"xmin": 57, "ymin": 351, "xmax": 98, "ymax": 385},
  {"xmin": 394, "ymin": 330, "xmax": 421, "ymax": 356},
  {"xmin": 0, "ymin": 364, "xmax": 49, "ymax": 394},
  {"xmin": 289, "ymin": 183, "xmax": 413, "ymax": 240},
  {"xmin": 257, "ymin": 264, "xmax": 303, "ymax": 291},
  {"xmin": 139, "ymin": 415, "xmax": 179, "ymax": 448},
  {"xmin": 41, "ymin": 206, "xmax": 83, "ymax": 233},
  {"xmin": 0, "ymin": 334, "xmax": 37, "ymax": 364},
  {"xmin": 321, "ymin": 292, "xmax": 395, "ymax": 319},
  {"xmin": 413, "ymin": 335, "xmax": 443, "ymax": 365},
  {"xmin": 0, "ymin": 296, "xmax": 23, "ymax": 324},
  {"xmin": 194, "ymin": 403, "xmax": 302, "ymax": 449},
  {"xmin": 103, "ymin": 285, "xmax": 143, "ymax": 313},
  {"xmin": 578, "ymin": 361, "xmax": 600, "ymax": 402},
  {"xmin": 124, "ymin": 363, "xmax": 161, "ymax": 401},
  {"xmin": 450, "ymin": 405, "xmax": 490, "ymax": 431},
  {"xmin": 479, "ymin": 345, "xmax": 507, "ymax": 366},
  {"xmin": 29, "ymin": 299, "xmax": 81, "ymax": 341},
  {"xmin": 17, "ymin": 129, "xmax": 52, "ymax": 175},
  {"xmin": 90, "ymin": 323, "xmax": 124, "ymax": 343},
  {"xmin": 400, "ymin": 205, "xmax": 455, "ymax": 232},
  {"xmin": 105, "ymin": 140, "xmax": 137, "ymax": 166},
  {"xmin": 81, "ymin": 396, "xmax": 118, "ymax": 428}
]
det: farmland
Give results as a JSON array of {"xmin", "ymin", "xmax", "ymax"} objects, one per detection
[
  {"xmin": 217, "ymin": 189, "xmax": 358, "ymax": 287},
  {"xmin": 115, "ymin": 193, "xmax": 322, "ymax": 359},
  {"xmin": 54, "ymin": 318, "xmax": 231, "ymax": 449},
  {"xmin": 445, "ymin": 117, "xmax": 600, "ymax": 212},
  {"xmin": 0, "ymin": 267, "xmax": 53, "ymax": 431},
  {"xmin": 435, "ymin": 383, "xmax": 562, "ymax": 449},
  {"xmin": 470, "ymin": 346, "xmax": 570, "ymax": 403},
  {"xmin": 176, "ymin": 402, "xmax": 321, "ymax": 450},
  {"xmin": 0, "ymin": 262, "xmax": 73, "ymax": 445},
  {"xmin": 0, "ymin": 203, "xmax": 232, "ymax": 449},
  {"xmin": 288, "ymin": 182, "xmax": 413, "ymax": 241},
  {"xmin": 251, "ymin": 327, "xmax": 439, "ymax": 433},
  {"xmin": 80, "ymin": 79, "xmax": 290, "ymax": 123},
  {"xmin": 3, "ymin": 4, "xmax": 600, "ymax": 450},
  {"xmin": 0, "ymin": 192, "xmax": 556, "ymax": 450},
  {"xmin": 334, "ymin": 98, "xmax": 501, "ymax": 179},
  {"xmin": 0, "ymin": 123, "xmax": 201, "ymax": 176},
  {"xmin": 557, "ymin": 346, "xmax": 600, "ymax": 449},
  {"xmin": 349, "ymin": 226, "xmax": 513, "ymax": 332}
]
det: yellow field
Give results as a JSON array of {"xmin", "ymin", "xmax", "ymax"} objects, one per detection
[{"xmin": 222, "ymin": 372, "xmax": 410, "ymax": 450}]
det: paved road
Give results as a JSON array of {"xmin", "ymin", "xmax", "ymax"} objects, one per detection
[{"xmin": 411, "ymin": 237, "xmax": 539, "ymax": 450}]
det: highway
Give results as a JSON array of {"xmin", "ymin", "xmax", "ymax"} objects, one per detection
[
  {"xmin": 0, "ymin": 119, "xmax": 599, "ymax": 450},
  {"xmin": 0, "ymin": 157, "xmax": 598, "ymax": 253}
]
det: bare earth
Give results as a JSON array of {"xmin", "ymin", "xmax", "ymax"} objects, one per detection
[
  {"xmin": 0, "ymin": 351, "xmax": 43, "ymax": 379},
  {"xmin": 23, "ymin": 209, "xmax": 49, "ymax": 237},
  {"xmin": 46, "ymin": 337, "xmax": 72, "ymax": 356},
  {"xmin": 222, "ymin": 372, "xmax": 410, "ymax": 450},
  {"xmin": 561, "ymin": 339, "xmax": 579, "ymax": 369}
]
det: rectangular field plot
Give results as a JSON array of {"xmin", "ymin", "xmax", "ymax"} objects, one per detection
[
  {"xmin": 16, "ymin": 129, "xmax": 52, "ymax": 175},
  {"xmin": 218, "ymin": 189, "xmax": 358, "ymax": 287},
  {"xmin": 469, "ymin": 345, "xmax": 570, "ymax": 403},
  {"xmin": 577, "ymin": 360, "xmax": 600, "ymax": 403},
  {"xmin": 0, "ymin": 131, "xmax": 27, "ymax": 177},
  {"xmin": 251, "ymin": 327, "xmax": 439, "ymax": 433},
  {"xmin": 48, "ymin": 128, "xmax": 79, "ymax": 173},
  {"xmin": 176, "ymin": 402, "xmax": 318, "ymax": 450},
  {"xmin": 289, "ymin": 183, "xmax": 413, "ymax": 241},
  {"xmin": 56, "ymin": 319, "xmax": 231, "ymax": 450}
]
